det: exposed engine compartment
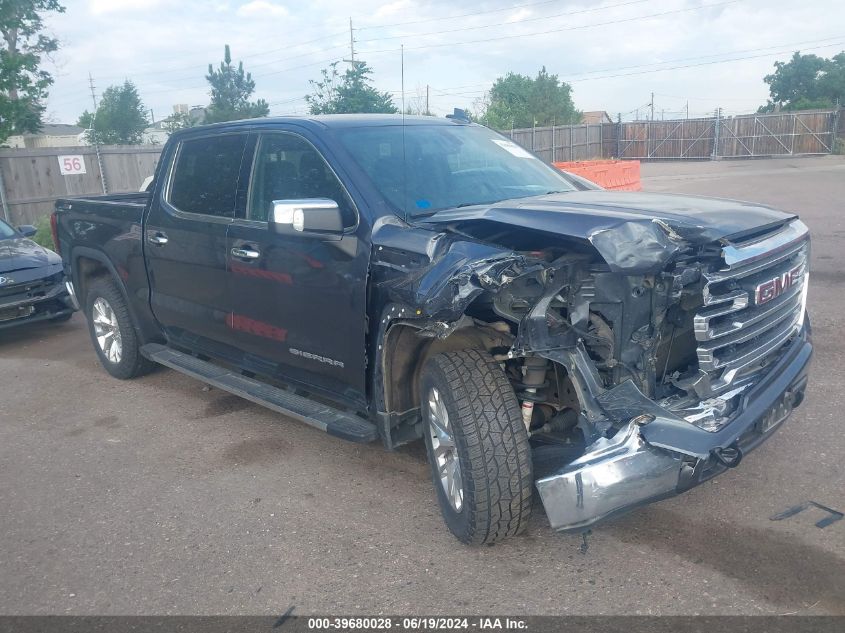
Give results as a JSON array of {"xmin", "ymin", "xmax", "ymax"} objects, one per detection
[
  {"xmin": 369, "ymin": 196, "xmax": 811, "ymax": 531},
  {"xmin": 372, "ymin": 209, "xmax": 810, "ymax": 466}
]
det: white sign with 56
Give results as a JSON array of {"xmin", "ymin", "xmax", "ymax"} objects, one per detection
[{"xmin": 58, "ymin": 155, "xmax": 86, "ymax": 176}]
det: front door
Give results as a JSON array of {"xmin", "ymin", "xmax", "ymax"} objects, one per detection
[
  {"xmin": 226, "ymin": 131, "xmax": 370, "ymax": 408},
  {"xmin": 145, "ymin": 131, "xmax": 249, "ymax": 356}
]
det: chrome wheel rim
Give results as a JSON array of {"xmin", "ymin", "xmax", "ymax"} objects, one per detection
[
  {"xmin": 427, "ymin": 387, "xmax": 463, "ymax": 512},
  {"xmin": 92, "ymin": 297, "xmax": 122, "ymax": 364}
]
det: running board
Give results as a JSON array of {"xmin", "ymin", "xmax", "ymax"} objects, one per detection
[{"xmin": 141, "ymin": 343, "xmax": 378, "ymax": 443}]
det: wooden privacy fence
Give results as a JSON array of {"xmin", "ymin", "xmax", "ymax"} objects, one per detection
[
  {"xmin": 0, "ymin": 109, "xmax": 841, "ymax": 226},
  {"xmin": 716, "ymin": 110, "xmax": 838, "ymax": 157},
  {"xmin": 0, "ymin": 145, "xmax": 163, "ymax": 226},
  {"xmin": 504, "ymin": 108, "xmax": 842, "ymax": 162},
  {"xmin": 505, "ymin": 124, "xmax": 616, "ymax": 163}
]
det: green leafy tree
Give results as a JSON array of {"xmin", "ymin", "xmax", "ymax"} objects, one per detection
[
  {"xmin": 77, "ymin": 80, "xmax": 149, "ymax": 145},
  {"xmin": 162, "ymin": 111, "xmax": 196, "ymax": 134},
  {"xmin": 306, "ymin": 60, "xmax": 397, "ymax": 114},
  {"xmin": 480, "ymin": 67, "xmax": 579, "ymax": 129},
  {"xmin": 205, "ymin": 44, "xmax": 269, "ymax": 123},
  {"xmin": 760, "ymin": 51, "xmax": 845, "ymax": 111},
  {"xmin": 0, "ymin": 0, "xmax": 66, "ymax": 144}
]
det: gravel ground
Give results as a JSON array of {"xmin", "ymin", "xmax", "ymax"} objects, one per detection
[{"xmin": 1, "ymin": 156, "xmax": 843, "ymax": 615}]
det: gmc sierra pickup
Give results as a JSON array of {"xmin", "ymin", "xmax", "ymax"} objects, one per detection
[{"xmin": 53, "ymin": 114, "xmax": 812, "ymax": 544}]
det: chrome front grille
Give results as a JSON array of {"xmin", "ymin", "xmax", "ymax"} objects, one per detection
[{"xmin": 694, "ymin": 220, "xmax": 810, "ymax": 392}]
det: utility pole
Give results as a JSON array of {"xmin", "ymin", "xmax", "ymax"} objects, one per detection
[
  {"xmin": 344, "ymin": 17, "xmax": 356, "ymax": 69},
  {"xmin": 426, "ymin": 84, "xmax": 430, "ymax": 116},
  {"xmin": 685, "ymin": 101, "xmax": 689, "ymax": 120},
  {"xmin": 650, "ymin": 92, "xmax": 655, "ymax": 122},
  {"xmin": 88, "ymin": 73, "xmax": 108, "ymax": 194}
]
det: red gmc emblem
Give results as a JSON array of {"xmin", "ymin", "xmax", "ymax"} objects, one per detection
[{"xmin": 755, "ymin": 265, "xmax": 803, "ymax": 305}]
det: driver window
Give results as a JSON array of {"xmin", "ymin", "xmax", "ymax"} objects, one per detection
[{"xmin": 247, "ymin": 133, "xmax": 355, "ymax": 226}]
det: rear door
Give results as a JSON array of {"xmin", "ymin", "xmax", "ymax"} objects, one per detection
[
  {"xmin": 145, "ymin": 131, "xmax": 249, "ymax": 356},
  {"xmin": 225, "ymin": 129, "xmax": 370, "ymax": 408}
]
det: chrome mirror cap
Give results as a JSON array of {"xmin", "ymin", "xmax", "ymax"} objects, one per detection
[{"xmin": 271, "ymin": 199, "xmax": 340, "ymax": 233}]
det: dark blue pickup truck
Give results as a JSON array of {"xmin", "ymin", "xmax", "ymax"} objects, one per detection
[{"xmin": 53, "ymin": 114, "xmax": 812, "ymax": 544}]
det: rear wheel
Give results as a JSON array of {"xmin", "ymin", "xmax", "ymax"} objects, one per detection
[
  {"xmin": 85, "ymin": 277, "xmax": 154, "ymax": 379},
  {"xmin": 420, "ymin": 349, "xmax": 533, "ymax": 545}
]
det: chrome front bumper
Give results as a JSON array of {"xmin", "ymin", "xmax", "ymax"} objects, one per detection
[
  {"xmin": 536, "ymin": 329, "xmax": 812, "ymax": 532},
  {"xmin": 536, "ymin": 421, "xmax": 682, "ymax": 532}
]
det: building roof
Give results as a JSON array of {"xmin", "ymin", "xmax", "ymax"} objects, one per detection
[
  {"xmin": 23, "ymin": 124, "xmax": 86, "ymax": 137},
  {"xmin": 581, "ymin": 111, "xmax": 612, "ymax": 125}
]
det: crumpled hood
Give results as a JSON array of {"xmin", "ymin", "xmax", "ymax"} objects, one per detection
[
  {"xmin": 0, "ymin": 237, "xmax": 60, "ymax": 274},
  {"xmin": 419, "ymin": 191, "xmax": 796, "ymax": 273}
]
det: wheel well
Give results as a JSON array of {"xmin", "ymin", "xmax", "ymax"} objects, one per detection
[
  {"xmin": 381, "ymin": 322, "xmax": 511, "ymax": 414},
  {"xmin": 73, "ymin": 256, "xmax": 110, "ymax": 305}
]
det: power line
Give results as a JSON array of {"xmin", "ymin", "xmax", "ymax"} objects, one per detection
[
  {"xmin": 567, "ymin": 40, "xmax": 845, "ymax": 83},
  {"xmin": 91, "ymin": 31, "xmax": 348, "ymax": 83},
  {"xmin": 357, "ymin": 0, "xmax": 654, "ymax": 41},
  {"xmin": 356, "ymin": 0, "xmax": 742, "ymax": 48},
  {"xmin": 422, "ymin": 34, "xmax": 845, "ymax": 98},
  {"xmin": 357, "ymin": 0, "xmax": 649, "ymax": 31},
  {"xmin": 561, "ymin": 35, "xmax": 845, "ymax": 81},
  {"xmin": 78, "ymin": 0, "xmax": 739, "ymax": 89}
]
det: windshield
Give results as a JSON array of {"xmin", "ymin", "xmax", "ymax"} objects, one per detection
[
  {"xmin": 0, "ymin": 219, "xmax": 17, "ymax": 240},
  {"xmin": 337, "ymin": 124, "xmax": 576, "ymax": 218}
]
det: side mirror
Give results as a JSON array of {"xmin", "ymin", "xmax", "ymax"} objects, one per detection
[
  {"xmin": 270, "ymin": 199, "xmax": 344, "ymax": 237},
  {"xmin": 17, "ymin": 225, "xmax": 37, "ymax": 238}
]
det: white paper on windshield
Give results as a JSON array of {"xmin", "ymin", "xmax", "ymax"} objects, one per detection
[{"xmin": 491, "ymin": 139, "xmax": 535, "ymax": 159}]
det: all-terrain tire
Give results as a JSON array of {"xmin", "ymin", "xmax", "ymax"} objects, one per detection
[
  {"xmin": 420, "ymin": 349, "xmax": 533, "ymax": 545},
  {"xmin": 85, "ymin": 277, "xmax": 155, "ymax": 380}
]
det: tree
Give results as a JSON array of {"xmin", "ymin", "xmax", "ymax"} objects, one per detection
[
  {"xmin": 760, "ymin": 51, "xmax": 845, "ymax": 112},
  {"xmin": 306, "ymin": 61, "xmax": 397, "ymax": 115},
  {"xmin": 205, "ymin": 44, "xmax": 269, "ymax": 123},
  {"xmin": 478, "ymin": 67, "xmax": 580, "ymax": 129},
  {"xmin": 77, "ymin": 80, "xmax": 149, "ymax": 145},
  {"xmin": 162, "ymin": 111, "xmax": 196, "ymax": 134},
  {"xmin": 0, "ymin": 0, "xmax": 66, "ymax": 144}
]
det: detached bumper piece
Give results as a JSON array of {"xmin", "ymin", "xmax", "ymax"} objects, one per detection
[
  {"xmin": 536, "ymin": 421, "xmax": 682, "ymax": 532},
  {"xmin": 0, "ymin": 276, "xmax": 75, "ymax": 330},
  {"xmin": 536, "ymin": 328, "xmax": 812, "ymax": 532}
]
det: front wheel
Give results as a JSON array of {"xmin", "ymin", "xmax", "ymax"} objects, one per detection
[
  {"xmin": 420, "ymin": 349, "xmax": 533, "ymax": 545},
  {"xmin": 85, "ymin": 277, "xmax": 155, "ymax": 380}
]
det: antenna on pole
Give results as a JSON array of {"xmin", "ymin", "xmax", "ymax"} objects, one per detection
[
  {"xmin": 88, "ymin": 73, "xmax": 107, "ymax": 194},
  {"xmin": 400, "ymin": 44, "xmax": 405, "ymax": 114},
  {"xmin": 400, "ymin": 44, "xmax": 407, "ymax": 222}
]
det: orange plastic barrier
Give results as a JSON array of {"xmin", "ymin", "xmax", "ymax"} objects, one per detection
[{"xmin": 553, "ymin": 159, "xmax": 641, "ymax": 191}]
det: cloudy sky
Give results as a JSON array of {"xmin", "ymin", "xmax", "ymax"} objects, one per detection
[{"xmin": 42, "ymin": 0, "xmax": 845, "ymax": 126}]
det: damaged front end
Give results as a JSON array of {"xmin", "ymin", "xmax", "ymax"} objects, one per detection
[{"xmin": 373, "ymin": 209, "xmax": 812, "ymax": 531}]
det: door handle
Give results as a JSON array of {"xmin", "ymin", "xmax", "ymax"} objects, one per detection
[
  {"xmin": 148, "ymin": 232, "xmax": 169, "ymax": 246},
  {"xmin": 231, "ymin": 247, "xmax": 260, "ymax": 260}
]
